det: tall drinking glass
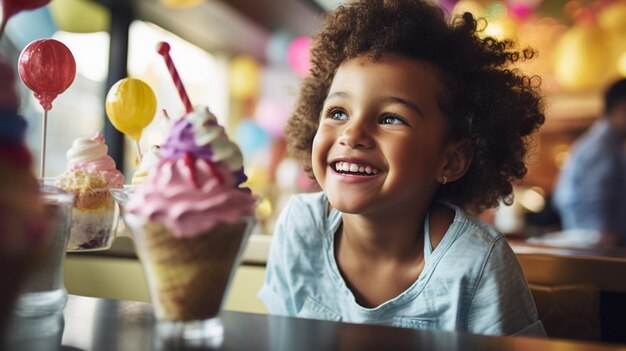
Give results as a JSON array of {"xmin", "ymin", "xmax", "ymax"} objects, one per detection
[
  {"xmin": 14, "ymin": 182, "xmax": 73, "ymax": 318},
  {"xmin": 6, "ymin": 310, "xmax": 64, "ymax": 351}
]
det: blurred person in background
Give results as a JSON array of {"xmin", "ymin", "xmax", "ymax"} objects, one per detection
[{"xmin": 553, "ymin": 78, "xmax": 626, "ymax": 247}]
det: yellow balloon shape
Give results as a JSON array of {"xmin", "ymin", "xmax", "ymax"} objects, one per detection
[
  {"xmin": 105, "ymin": 78, "xmax": 157, "ymax": 141},
  {"xmin": 553, "ymin": 24, "xmax": 611, "ymax": 91},
  {"xmin": 229, "ymin": 56, "xmax": 261, "ymax": 100},
  {"xmin": 598, "ymin": 1, "xmax": 626, "ymax": 36},
  {"xmin": 49, "ymin": 0, "xmax": 110, "ymax": 33}
]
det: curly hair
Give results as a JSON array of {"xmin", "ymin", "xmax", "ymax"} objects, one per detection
[{"xmin": 285, "ymin": 0, "xmax": 545, "ymax": 211}]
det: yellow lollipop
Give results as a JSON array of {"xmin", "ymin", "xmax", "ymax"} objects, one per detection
[{"xmin": 105, "ymin": 78, "xmax": 156, "ymax": 142}]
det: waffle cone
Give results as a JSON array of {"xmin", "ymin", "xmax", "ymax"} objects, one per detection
[{"xmin": 140, "ymin": 221, "xmax": 248, "ymax": 321}]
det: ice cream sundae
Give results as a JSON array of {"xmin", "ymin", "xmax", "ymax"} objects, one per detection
[{"xmin": 125, "ymin": 106, "xmax": 255, "ymax": 322}]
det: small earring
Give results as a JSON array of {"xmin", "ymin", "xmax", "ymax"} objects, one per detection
[{"xmin": 441, "ymin": 175, "xmax": 448, "ymax": 185}]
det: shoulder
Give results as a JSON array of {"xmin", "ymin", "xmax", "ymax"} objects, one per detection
[
  {"xmin": 277, "ymin": 192, "xmax": 328, "ymax": 229},
  {"xmin": 567, "ymin": 133, "xmax": 624, "ymax": 182},
  {"xmin": 290, "ymin": 191, "xmax": 329, "ymax": 210},
  {"xmin": 273, "ymin": 191, "xmax": 332, "ymax": 249},
  {"xmin": 452, "ymin": 210, "xmax": 524, "ymax": 281},
  {"xmin": 448, "ymin": 207, "xmax": 505, "ymax": 253},
  {"xmin": 436, "ymin": 208, "xmax": 541, "ymax": 336},
  {"xmin": 571, "ymin": 122, "xmax": 620, "ymax": 161},
  {"xmin": 435, "ymin": 206, "xmax": 518, "ymax": 275}
]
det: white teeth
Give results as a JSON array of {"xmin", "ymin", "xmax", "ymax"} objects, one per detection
[{"xmin": 333, "ymin": 162, "xmax": 380, "ymax": 175}]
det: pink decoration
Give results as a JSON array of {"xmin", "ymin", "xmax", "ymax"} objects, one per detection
[
  {"xmin": 508, "ymin": 3, "xmax": 533, "ymax": 21},
  {"xmin": 439, "ymin": 0, "xmax": 459, "ymax": 14},
  {"xmin": 0, "ymin": 0, "xmax": 50, "ymax": 38},
  {"xmin": 287, "ymin": 36, "xmax": 311, "ymax": 78},
  {"xmin": 18, "ymin": 39, "xmax": 76, "ymax": 111},
  {"xmin": 254, "ymin": 97, "xmax": 290, "ymax": 138},
  {"xmin": 156, "ymin": 41, "xmax": 193, "ymax": 113}
]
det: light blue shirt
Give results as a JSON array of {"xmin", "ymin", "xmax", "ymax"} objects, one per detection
[
  {"xmin": 258, "ymin": 192, "xmax": 545, "ymax": 337},
  {"xmin": 553, "ymin": 119, "xmax": 626, "ymax": 240}
]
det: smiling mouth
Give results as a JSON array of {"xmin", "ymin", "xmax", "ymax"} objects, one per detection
[{"xmin": 332, "ymin": 161, "xmax": 380, "ymax": 176}]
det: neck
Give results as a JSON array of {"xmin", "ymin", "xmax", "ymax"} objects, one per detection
[{"xmin": 338, "ymin": 206, "xmax": 428, "ymax": 263}]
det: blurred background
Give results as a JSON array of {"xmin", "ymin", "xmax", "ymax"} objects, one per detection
[{"xmin": 2, "ymin": 0, "xmax": 626, "ymax": 236}]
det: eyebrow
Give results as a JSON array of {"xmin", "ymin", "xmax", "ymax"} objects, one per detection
[
  {"xmin": 324, "ymin": 91, "xmax": 348, "ymax": 102},
  {"xmin": 384, "ymin": 96, "xmax": 423, "ymax": 117}
]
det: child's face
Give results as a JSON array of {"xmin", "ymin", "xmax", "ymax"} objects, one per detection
[{"xmin": 312, "ymin": 53, "xmax": 454, "ymax": 216}]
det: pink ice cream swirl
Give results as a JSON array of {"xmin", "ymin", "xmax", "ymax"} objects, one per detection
[
  {"xmin": 126, "ymin": 106, "xmax": 255, "ymax": 238},
  {"xmin": 66, "ymin": 133, "xmax": 124, "ymax": 188},
  {"xmin": 127, "ymin": 155, "xmax": 255, "ymax": 238}
]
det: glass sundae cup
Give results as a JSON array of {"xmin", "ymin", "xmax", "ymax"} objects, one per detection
[
  {"xmin": 111, "ymin": 185, "xmax": 137, "ymax": 238},
  {"xmin": 110, "ymin": 185, "xmax": 137, "ymax": 215},
  {"xmin": 124, "ymin": 214, "xmax": 255, "ymax": 346},
  {"xmin": 54, "ymin": 177, "xmax": 119, "ymax": 251},
  {"xmin": 122, "ymin": 104, "xmax": 257, "ymax": 347}
]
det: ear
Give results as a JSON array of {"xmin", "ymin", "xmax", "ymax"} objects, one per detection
[{"xmin": 439, "ymin": 140, "xmax": 472, "ymax": 184}]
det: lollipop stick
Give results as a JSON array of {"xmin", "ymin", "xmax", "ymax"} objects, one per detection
[
  {"xmin": 40, "ymin": 109, "xmax": 48, "ymax": 178},
  {"xmin": 156, "ymin": 42, "xmax": 193, "ymax": 113},
  {"xmin": 134, "ymin": 141, "xmax": 143, "ymax": 163}
]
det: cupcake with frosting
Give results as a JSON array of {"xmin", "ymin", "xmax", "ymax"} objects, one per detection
[{"xmin": 59, "ymin": 133, "xmax": 123, "ymax": 250}]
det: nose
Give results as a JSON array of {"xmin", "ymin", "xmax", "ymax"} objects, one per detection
[{"xmin": 337, "ymin": 119, "xmax": 374, "ymax": 149}]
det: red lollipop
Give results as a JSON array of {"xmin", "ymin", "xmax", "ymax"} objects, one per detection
[
  {"xmin": 18, "ymin": 39, "xmax": 76, "ymax": 111},
  {"xmin": 18, "ymin": 38, "xmax": 76, "ymax": 178},
  {"xmin": 0, "ymin": 0, "xmax": 51, "ymax": 38}
]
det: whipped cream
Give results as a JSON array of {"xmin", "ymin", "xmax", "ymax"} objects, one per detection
[
  {"xmin": 132, "ymin": 145, "xmax": 160, "ymax": 185},
  {"xmin": 65, "ymin": 133, "xmax": 124, "ymax": 188},
  {"xmin": 160, "ymin": 107, "xmax": 246, "ymax": 185}
]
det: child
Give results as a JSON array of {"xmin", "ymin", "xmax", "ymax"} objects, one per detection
[{"xmin": 258, "ymin": 0, "xmax": 546, "ymax": 337}]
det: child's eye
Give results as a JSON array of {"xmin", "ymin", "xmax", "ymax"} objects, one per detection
[
  {"xmin": 327, "ymin": 108, "xmax": 348, "ymax": 120},
  {"xmin": 380, "ymin": 114, "xmax": 406, "ymax": 125}
]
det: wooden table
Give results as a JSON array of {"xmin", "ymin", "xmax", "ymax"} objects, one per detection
[
  {"xmin": 509, "ymin": 239, "xmax": 626, "ymax": 293},
  {"xmin": 9, "ymin": 295, "xmax": 626, "ymax": 351},
  {"xmin": 508, "ymin": 239, "xmax": 626, "ymax": 343}
]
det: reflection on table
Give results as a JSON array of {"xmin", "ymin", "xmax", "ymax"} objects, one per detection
[{"xmin": 51, "ymin": 295, "xmax": 626, "ymax": 351}]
